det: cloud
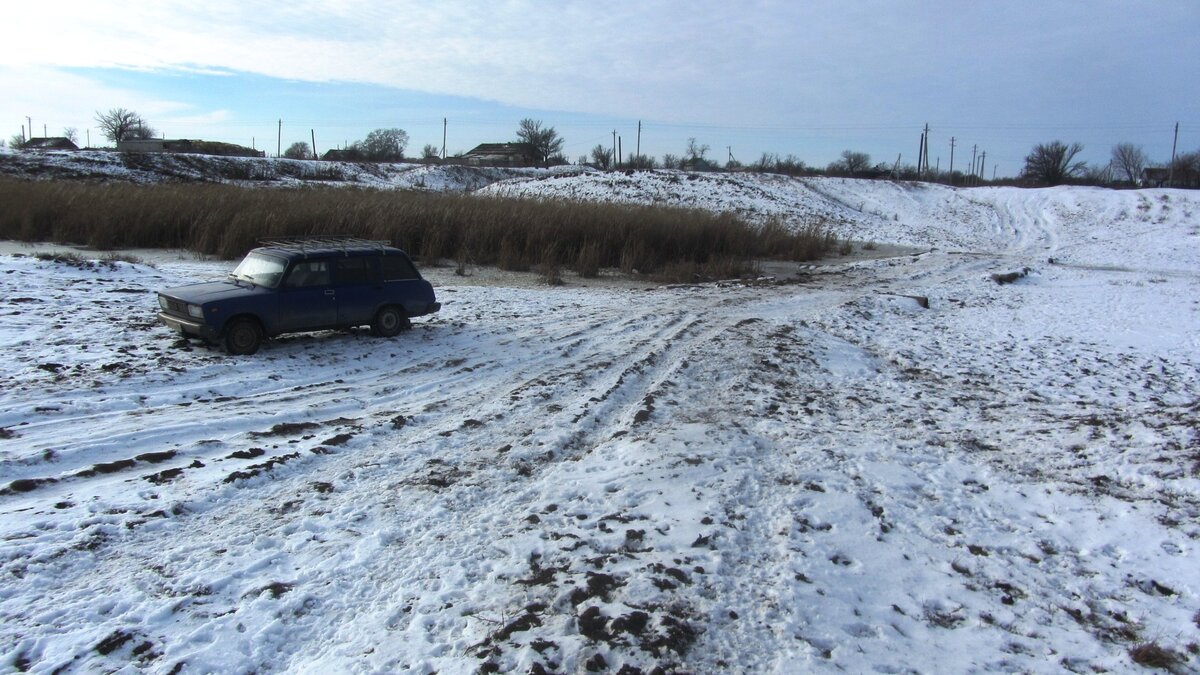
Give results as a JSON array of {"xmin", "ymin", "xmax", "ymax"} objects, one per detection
[
  {"xmin": 5, "ymin": 1, "xmax": 1198, "ymax": 170},
  {"xmin": 7, "ymin": 1, "xmax": 1198, "ymax": 129},
  {"xmin": 0, "ymin": 66, "xmax": 164, "ymax": 135}
]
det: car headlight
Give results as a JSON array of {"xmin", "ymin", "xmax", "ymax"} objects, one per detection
[
  {"xmin": 158, "ymin": 295, "xmax": 169, "ymax": 310},
  {"xmin": 187, "ymin": 304, "xmax": 204, "ymax": 319}
]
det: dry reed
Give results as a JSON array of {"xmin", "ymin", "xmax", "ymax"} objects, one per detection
[{"xmin": 0, "ymin": 179, "xmax": 837, "ymax": 276}]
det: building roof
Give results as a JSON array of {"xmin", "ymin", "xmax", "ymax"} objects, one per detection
[
  {"xmin": 116, "ymin": 138, "xmax": 264, "ymax": 158},
  {"xmin": 22, "ymin": 137, "xmax": 79, "ymax": 151},
  {"xmin": 463, "ymin": 142, "xmax": 537, "ymax": 158}
]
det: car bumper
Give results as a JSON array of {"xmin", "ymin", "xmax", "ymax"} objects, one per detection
[
  {"xmin": 158, "ymin": 312, "xmax": 219, "ymax": 341},
  {"xmin": 428, "ymin": 302, "xmax": 441, "ymax": 314}
]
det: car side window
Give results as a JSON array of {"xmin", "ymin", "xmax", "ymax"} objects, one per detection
[
  {"xmin": 283, "ymin": 259, "xmax": 330, "ymax": 288},
  {"xmin": 381, "ymin": 254, "xmax": 419, "ymax": 280},
  {"xmin": 335, "ymin": 256, "xmax": 379, "ymax": 285}
]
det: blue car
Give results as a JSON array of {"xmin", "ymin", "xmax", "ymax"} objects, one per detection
[{"xmin": 157, "ymin": 237, "xmax": 440, "ymax": 354}]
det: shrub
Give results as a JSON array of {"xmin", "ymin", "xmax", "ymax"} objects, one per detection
[{"xmin": 1128, "ymin": 642, "xmax": 1183, "ymax": 669}]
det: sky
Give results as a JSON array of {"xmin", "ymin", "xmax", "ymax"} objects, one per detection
[{"xmin": 3, "ymin": 1, "xmax": 1198, "ymax": 178}]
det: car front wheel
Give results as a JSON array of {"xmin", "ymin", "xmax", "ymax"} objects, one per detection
[
  {"xmin": 371, "ymin": 306, "xmax": 410, "ymax": 337},
  {"xmin": 224, "ymin": 318, "xmax": 263, "ymax": 355}
]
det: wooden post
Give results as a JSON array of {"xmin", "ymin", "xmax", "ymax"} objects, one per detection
[
  {"xmin": 917, "ymin": 131, "xmax": 925, "ymax": 178},
  {"xmin": 949, "ymin": 137, "xmax": 955, "ymax": 185},
  {"xmin": 636, "ymin": 120, "xmax": 641, "ymax": 167},
  {"xmin": 1169, "ymin": 122, "xmax": 1179, "ymax": 187}
]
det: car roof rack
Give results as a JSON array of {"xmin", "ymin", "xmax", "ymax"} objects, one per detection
[{"xmin": 257, "ymin": 235, "xmax": 393, "ymax": 256}]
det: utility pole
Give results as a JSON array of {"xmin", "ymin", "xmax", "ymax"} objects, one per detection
[
  {"xmin": 618, "ymin": 136, "xmax": 622, "ymax": 168},
  {"xmin": 923, "ymin": 123, "xmax": 930, "ymax": 176},
  {"xmin": 1169, "ymin": 121, "xmax": 1179, "ymax": 187},
  {"xmin": 949, "ymin": 137, "xmax": 956, "ymax": 185},
  {"xmin": 970, "ymin": 145, "xmax": 978, "ymax": 186},
  {"xmin": 992, "ymin": 164, "xmax": 998, "ymax": 181},
  {"xmin": 636, "ymin": 120, "xmax": 641, "ymax": 168},
  {"xmin": 442, "ymin": 117, "xmax": 447, "ymax": 160},
  {"xmin": 893, "ymin": 153, "xmax": 902, "ymax": 178},
  {"xmin": 86, "ymin": 129, "xmax": 90, "ymax": 148},
  {"xmin": 612, "ymin": 130, "xmax": 617, "ymax": 171},
  {"xmin": 311, "ymin": 129, "xmax": 317, "ymax": 160},
  {"xmin": 277, "ymin": 119, "xmax": 282, "ymax": 158},
  {"xmin": 917, "ymin": 131, "xmax": 925, "ymax": 179},
  {"xmin": 26, "ymin": 117, "xmax": 32, "ymax": 141},
  {"xmin": 979, "ymin": 151, "xmax": 986, "ymax": 183},
  {"xmin": 727, "ymin": 146, "xmax": 734, "ymax": 166}
]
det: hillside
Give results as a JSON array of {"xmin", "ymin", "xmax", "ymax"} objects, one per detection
[
  {"xmin": 3, "ymin": 148, "xmax": 1170, "ymax": 256},
  {"xmin": 0, "ymin": 147, "xmax": 569, "ymax": 192}
]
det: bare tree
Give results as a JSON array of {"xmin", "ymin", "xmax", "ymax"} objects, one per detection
[
  {"xmin": 1170, "ymin": 150, "xmax": 1200, "ymax": 188},
  {"xmin": 842, "ymin": 150, "xmax": 871, "ymax": 175},
  {"xmin": 778, "ymin": 154, "xmax": 807, "ymax": 176},
  {"xmin": 1022, "ymin": 141, "xmax": 1086, "ymax": 185},
  {"xmin": 661, "ymin": 153, "xmax": 681, "ymax": 169},
  {"xmin": 685, "ymin": 137, "xmax": 710, "ymax": 162},
  {"xmin": 752, "ymin": 152, "xmax": 778, "ymax": 172},
  {"xmin": 590, "ymin": 144, "xmax": 613, "ymax": 169},
  {"xmin": 1111, "ymin": 142, "xmax": 1148, "ymax": 185},
  {"xmin": 828, "ymin": 150, "xmax": 871, "ymax": 176},
  {"xmin": 357, "ymin": 128, "xmax": 408, "ymax": 161},
  {"xmin": 755, "ymin": 153, "xmax": 808, "ymax": 176},
  {"xmin": 95, "ymin": 108, "xmax": 156, "ymax": 142},
  {"xmin": 283, "ymin": 142, "xmax": 311, "ymax": 159},
  {"xmin": 421, "ymin": 144, "xmax": 440, "ymax": 160},
  {"xmin": 63, "ymin": 127, "xmax": 79, "ymax": 144},
  {"xmin": 515, "ymin": 118, "xmax": 564, "ymax": 163},
  {"xmin": 626, "ymin": 153, "xmax": 656, "ymax": 169}
]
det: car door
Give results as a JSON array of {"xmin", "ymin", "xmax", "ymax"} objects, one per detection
[
  {"xmin": 276, "ymin": 258, "xmax": 337, "ymax": 332},
  {"xmin": 380, "ymin": 252, "xmax": 434, "ymax": 316},
  {"xmin": 334, "ymin": 255, "xmax": 382, "ymax": 326}
]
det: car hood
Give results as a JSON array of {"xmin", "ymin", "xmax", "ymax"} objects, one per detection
[{"xmin": 159, "ymin": 280, "xmax": 269, "ymax": 304}]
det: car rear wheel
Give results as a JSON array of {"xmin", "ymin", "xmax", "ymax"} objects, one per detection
[
  {"xmin": 224, "ymin": 318, "xmax": 263, "ymax": 355},
  {"xmin": 371, "ymin": 306, "xmax": 410, "ymax": 337}
]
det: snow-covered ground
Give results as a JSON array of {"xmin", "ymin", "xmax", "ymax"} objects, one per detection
[{"xmin": 1, "ymin": 176, "xmax": 1199, "ymax": 673}]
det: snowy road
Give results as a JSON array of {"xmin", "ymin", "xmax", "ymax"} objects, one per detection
[{"xmin": 2, "ymin": 184, "xmax": 1198, "ymax": 673}]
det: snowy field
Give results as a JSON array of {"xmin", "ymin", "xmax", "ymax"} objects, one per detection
[{"xmin": 1, "ymin": 175, "xmax": 1199, "ymax": 673}]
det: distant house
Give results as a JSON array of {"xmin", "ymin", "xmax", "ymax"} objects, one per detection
[
  {"xmin": 461, "ymin": 142, "xmax": 539, "ymax": 167},
  {"xmin": 21, "ymin": 137, "xmax": 79, "ymax": 151},
  {"xmin": 321, "ymin": 148, "xmax": 360, "ymax": 162},
  {"xmin": 1141, "ymin": 167, "xmax": 1171, "ymax": 188},
  {"xmin": 117, "ymin": 139, "xmax": 185, "ymax": 153},
  {"xmin": 117, "ymin": 139, "xmax": 264, "ymax": 158}
]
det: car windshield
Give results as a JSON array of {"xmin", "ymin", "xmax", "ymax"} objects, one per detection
[{"xmin": 230, "ymin": 252, "xmax": 287, "ymax": 288}]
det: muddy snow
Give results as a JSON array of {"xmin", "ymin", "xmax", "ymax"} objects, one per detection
[{"xmin": 1, "ymin": 178, "xmax": 1198, "ymax": 673}]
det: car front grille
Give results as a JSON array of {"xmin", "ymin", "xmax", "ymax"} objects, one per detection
[{"xmin": 162, "ymin": 297, "xmax": 187, "ymax": 315}]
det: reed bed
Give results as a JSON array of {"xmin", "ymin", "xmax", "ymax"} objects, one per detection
[{"xmin": 0, "ymin": 179, "xmax": 838, "ymax": 279}]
